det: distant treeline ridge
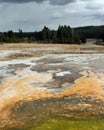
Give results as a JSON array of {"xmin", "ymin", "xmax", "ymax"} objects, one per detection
[{"xmin": 0, "ymin": 25, "xmax": 104, "ymax": 43}]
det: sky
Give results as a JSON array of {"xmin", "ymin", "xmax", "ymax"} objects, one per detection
[{"xmin": 0, "ymin": 0, "xmax": 104, "ymax": 32}]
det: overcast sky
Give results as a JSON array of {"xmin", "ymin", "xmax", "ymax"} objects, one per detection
[{"xmin": 0, "ymin": 0, "xmax": 104, "ymax": 32}]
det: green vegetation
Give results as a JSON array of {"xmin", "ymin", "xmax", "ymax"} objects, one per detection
[
  {"xmin": 0, "ymin": 25, "xmax": 80, "ymax": 44},
  {"xmin": 33, "ymin": 118, "xmax": 104, "ymax": 130},
  {"xmin": 8, "ymin": 118, "xmax": 104, "ymax": 130},
  {"xmin": 75, "ymin": 25, "xmax": 104, "ymax": 41},
  {"xmin": 1, "ymin": 25, "xmax": 104, "ymax": 44}
]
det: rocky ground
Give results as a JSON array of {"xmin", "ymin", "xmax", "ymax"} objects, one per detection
[{"xmin": 0, "ymin": 44, "xmax": 104, "ymax": 129}]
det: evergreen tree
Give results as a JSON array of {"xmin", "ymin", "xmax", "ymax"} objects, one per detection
[
  {"xmin": 18, "ymin": 29, "xmax": 23, "ymax": 39},
  {"xmin": 50, "ymin": 30, "xmax": 57, "ymax": 43},
  {"xmin": 41, "ymin": 26, "xmax": 51, "ymax": 42},
  {"xmin": 57, "ymin": 25, "xmax": 74, "ymax": 43}
]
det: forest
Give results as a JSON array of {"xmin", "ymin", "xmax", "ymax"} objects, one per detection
[{"xmin": 0, "ymin": 25, "xmax": 104, "ymax": 44}]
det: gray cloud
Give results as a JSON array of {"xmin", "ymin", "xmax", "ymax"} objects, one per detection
[
  {"xmin": 50, "ymin": 0, "xmax": 76, "ymax": 5},
  {"xmin": 0, "ymin": 0, "xmax": 76, "ymax": 5},
  {"xmin": 0, "ymin": 0, "xmax": 104, "ymax": 32},
  {"xmin": 85, "ymin": 1, "xmax": 104, "ymax": 10},
  {"xmin": 0, "ymin": 0, "xmax": 44, "ymax": 3},
  {"xmin": 92, "ymin": 13, "xmax": 104, "ymax": 21}
]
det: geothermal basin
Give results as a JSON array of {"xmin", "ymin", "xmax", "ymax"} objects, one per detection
[{"xmin": 0, "ymin": 44, "xmax": 104, "ymax": 129}]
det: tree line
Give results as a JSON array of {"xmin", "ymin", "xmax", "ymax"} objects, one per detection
[
  {"xmin": 74, "ymin": 25, "xmax": 104, "ymax": 41},
  {"xmin": 0, "ymin": 25, "xmax": 104, "ymax": 44}
]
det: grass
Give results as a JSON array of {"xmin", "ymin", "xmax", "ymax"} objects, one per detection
[{"xmin": 12, "ymin": 118, "xmax": 104, "ymax": 130}]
